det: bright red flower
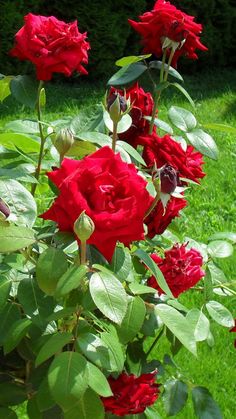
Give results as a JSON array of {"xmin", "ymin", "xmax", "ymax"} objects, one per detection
[
  {"xmin": 101, "ymin": 372, "xmax": 159, "ymax": 416},
  {"xmin": 109, "ymin": 83, "xmax": 154, "ymax": 147},
  {"xmin": 40, "ymin": 146, "xmax": 153, "ymax": 261},
  {"xmin": 229, "ymin": 320, "xmax": 236, "ymax": 348},
  {"xmin": 141, "ymin": 132, "xmax": 205, "ymax": 183},
  {"xmin": 145, "ymin": 196, "xmax": 187, "ymax": 238},
  {"xmin": 147, "ymin": 243, "xmax": 205, "ymax": 297},
  {"xmin": 128, "ymin": 0, "xmax": 207, "ymax": 67},
  {"xmin": 10, "ymin": 13, "xmax": 90, "ymax": 81}
]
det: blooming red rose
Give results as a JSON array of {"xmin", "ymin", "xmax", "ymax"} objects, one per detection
[
  {"xmin": 128, "ymin": 0, "xmax": 207, "ymax": 67},
  {"xmin": 40, "ymin": 146, "xmax": 153, "ymax": 261},
  {"xmin": 145, "ymin": 196, "xmax": 187, "ymax": 238},
  {"xmin": 140, "ymin": 132, "xmax": 205, "ymax": 184},
  {"xmin": 101, "ymin": 371, "xmax": 159, "ymax": 416},
  {"xmin": 147, "ymin": 243, "xmax": 205, "ymax": 297},
  {"xmin": 10, "ymin": 13, "xmax": 90, "ymax": 81},
  {"xmin": 109, "ymin": 83, "xmax": 155, "ymax": 147},
  {"xmin": 229, "ymin": 320, "xmax": 236, "ymax": 348}
]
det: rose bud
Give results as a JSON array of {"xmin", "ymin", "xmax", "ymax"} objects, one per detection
[
  {"xmin": 53, "ymin": 128, "xmax": 74, "ymax": 156},
  {"xmin": 74, "ymin": 211, "xmax": 95, "ymax": 242},
  {"xmin": 160, "ymin": 164, "xmax": 178, "ymax": 194},
  {"xmin": 107, "ymin": 93, "xmax": 127, "ymax": 123},
  {"xmin": 0, "ymin": 198, "xmax": 10, "ymax": 220}
]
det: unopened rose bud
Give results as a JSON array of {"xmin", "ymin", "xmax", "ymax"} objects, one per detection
[
  {"xmin": 160, "ymin": 164, "xmax": 178, "ymax": 194},
  {"xmin": 74, "ymin": 211, "xmax": 95, "ymax": 242},
  {"xmin": 107, "ymin": 93, "xmax": 127, "ymax": 123},
  {"xmin": 0, "ymin": 198, "xmax": 10, "ymax": 220},
  {"xmin": 53, "ymin": 128, "xmax": 74, "ymax": 156}
]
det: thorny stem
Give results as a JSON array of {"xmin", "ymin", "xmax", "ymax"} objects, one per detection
[
  {"xmin": 148, "ymin": 49, "xmax": 167, "ymax": 135},
  {"xmin": 146, "ymin": 327, "xmax": 165, "ymax": 358},
  {"xmin": 31, "ymin": 80, "xmax": 45, "ymax": 196},
  {"xmin": 163, "ymin": 47, "xmax": 175, "ymax": 81},
  {"xmin": 144, "ymin": 190, "xmax": 160, "ymax": 220},
  {"xmin": 80, "ymin": 240, "xmax": 87, "ymax": 265},
  {"xmin": 112, "ymin": 121, "xmax": 118, "ymax": 152}
]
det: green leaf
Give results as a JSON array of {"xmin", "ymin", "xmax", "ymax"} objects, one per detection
[
  {"xmin": 0, "ymin": 383, "xmax": 27, "ymax": 406},
  {"xmin": 129, "ymin": 282, "xmax": 156, "ymax": 295},
  {"xmin": 35, "ymin": 332, "xmax": 73, "ymax": 367},
  {"xmin": 186, "ymin": 129, "xmax": 219, "ymax": 160},
  {"xmin": 0, "ymin": 132, "xmax": 40, "ymax": 153},
  {"xmin": 201, "ymin": 123, "xmax": 236, "ymax": 134},
  {"xmin": 4, "ymin": 318, "xmax": 32, "ymax": 354},
  {"xmin": 55, "ymin": 265, "xmax": 88, "ymax": 298},
  {"xmin": 37, "ymin": 378, "xmax": 55, "ymax": 412},
  {"xmin": 0, "ymin": 224, "xmax": 36, "ymax": 253},
  {"xmin": 170, "ymin": 83, "xmax": 195, "ymax": 107},
  {"xmin": 149, "ymin": 61, "xmax": 183, "ymax": 81},
  {"xmin": 48, "ymin": 351, "xmax": 88, "ymax": 410},
  {"xmin": 192, "ymin": 386, "xmax": 222, "ymax": 419},
  {"xmin": 36, "ymin": 247, "xmax": 68, "ymax": 296},
  {"xmin": 76, "ymin": 131, "xmax": 111, "ymax": 147},
  {"xmin": 10, "ymin": 75, "xmax": 38, "ymax": 109},
  {"xmin": 0, "ymin": 303, "xmax": 21, "ymax": 345},
  {"xmin": 17, "ymin": 277, "xmax": 55, "ymax": 328},
  {"xmin": 64, "ymin": 389, "xmax": 104, "ymax": 419},
  {"xmin": 66, "ymin": 140, "xmax": 96, "ymax": 158},
  {"xmin": 145, "ymin": 407, "xmax": 163, "ymax": 419},
  {"xmin": 203, "ymin": 270, "xmax": 213, "ymax": 301},
  {"xmin": 27, "ymin": 397, "xmax": 43, "ymax": 419},
  {"xmin": 103, "ymin": 110, "xmax": 132, "ymax": 134},
  {"xmin": 107, "ymin": 63, "xmax": 147, "ymax": 86},
  {"xmin": 0, "ymin": 76, "xmax": 13, "ymax": 102},
  {"xmin": 163, "ymin": 379, "xmax": 188, "ymax": 416},
  {"xmin": 89, "ymin": 270, "xmax": 128, "ymax": 324},
  {"xmin": 186, "ymin": 309, "xmax": 210, "ymax": 342},
  {"xmin": 5, "ymin": 119, "xmax": 39, "ymax": 134},
  {"xmin": 111, "ymin": 246, "xmax": 134, "ymax": 282},
  {"xmin": 116, "ymin": 54, "xmax": 151, "ymax": 67},
  {"xmin": 0, "ymin": 275, "xmax": 11, "ymax": 309},
  {"xmin": 0, "ymin": 408, "xmax": 17, "ymax": 419},
  {"xmin": 168, "ymin": 106, "xmax": 197, "ymax": 132},
  {"xmin": 117, "ymin": 296, "xmax": 146, "ymax": 344},
  {"xmin": 86, "ymin": 362, "xmax": 113, "ymax": 397},
  {"xmin": 100, "ymin": 331, "xmax": 125, "ymax": 373},
  {"xmin": 134, "ymin": 249, "xmax": 174, "ymax": 298},
  {"xmin": 208, "ymin": 231, "xmax": 236, "ymax": 243},
  {"xmin": 0, "ymin": 179, "xmax": 37, "ymax": 227},
  {"xmin": 206, "ymin": 300, "xmax": 234, "ymax": 327},
  {"xmin": 207, "ymin": 262, "xmax": 226, "ymax": 284},
  {"xmin": 155, "ymin": 304, "xmax": 197, "ymax": 355},
  {"xmin": 144, "ymin": 116, "xmax": 173, "ymax": 134},
  {"xmin": 116, "ymin": 140, "xmax": 146, "ymax": 166},
  {"xmin": 207, "ymin": 240, "xmax": 233, "ymax": 258}
]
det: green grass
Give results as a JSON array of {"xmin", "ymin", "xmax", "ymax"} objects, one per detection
[{"xmin": 1, "ymin": 69, "xmax": 236, "ymax": 418}]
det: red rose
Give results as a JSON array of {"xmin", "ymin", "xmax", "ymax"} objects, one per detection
[
  {"xmin": 141, "ymin": 132, "xmax": 205, "ymax": 184},
  {"xmin": 145, "ymin": 196, "xmax": 187, "ymax": 238},
  {"xmin": 40, "ymin": 146, "xmax": 153, "ymax": 261},
  {"xmin": 147, "ymin": 243, "xmax": 205, "ymax": 297},
  {"xmin": 10, "ymin": 13, "xmax": 90, "ymax": 81},
  {"xmin": 128, "ymin": 0, "xmax": 207, "ymax": 67},
  {"xmin": 101, "ymin": 372, "xmax": 159, "ymax": 416},
  {"xmin": 109, "ymin": 83, "xmax": 155, "ymax": 147},
  {"xmin": 229, "ymin": 320, "xmax": 236, "ymax": 348}
]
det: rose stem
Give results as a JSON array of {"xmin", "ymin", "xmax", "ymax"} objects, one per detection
[
  {"xmin": 144, "ymin": 190, "xmax": 160, "ymax": 220},
  {"xmin": 146, "ymin": 327, "xmax": 165, "ymax": 358},
  {"xmin": 80, "ymin": 240, "xmax": 87, "ymax": 265},
  {"xmin": 31, "ymin": 80, "xmax": 46, "ymax": 196},
  {"xmin": 112, "ymin": 121, "xmax": 118, "ymax": 152},
  {"xmin": 148, "ymin": 48, "xmax": 167, "ymax": 135},
  {"xmin": 163, "ymin": 47, "xmax": 175, "ymax": 81}
]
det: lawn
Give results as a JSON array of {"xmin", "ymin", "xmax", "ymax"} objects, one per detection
[{"xmin": 1, "ymin": 68, "xmax": 236, "ymax": 418}]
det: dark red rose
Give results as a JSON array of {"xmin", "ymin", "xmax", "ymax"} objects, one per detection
[
  {"xmin": 101, "ymin": 372, "xmax": 159, "ymax": 416},
  {"xmin": 229, "ymin": 320, "xmax": 236, "ymax": 348},
  {"xmin": 109, "ymin": 83, "xmax": 155, "ymax": 147},
  {"xmin": 40, "ymin": 146, "xmax": 153, "ymax": 261},
  {"xmin": 128, "ymin": 0, "xmax": 208, "ymax": 67},
  {"xmin": 145, "ymin": 196, "xmax": 187, "ymax": 238},
  {"xmin": 160, "ymin": 164, "xmax": 178, "ymax": 193},
  {"xmin": 141, "ymin": 132, "xmax": 205, "ymax": 184},
  {"xmin": 10, "ymin": 13, "xmax": 90, "ymax": 81},
  {"xmin": 147, "ymin": 243, "xmax": 205, "ymax": 297},
  {"xmin": 107, "ymin": 93, "xmax": 127, "ymax": 113}
]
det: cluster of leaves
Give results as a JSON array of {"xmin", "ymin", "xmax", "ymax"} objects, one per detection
[{"xmin": 0, "ymin": 57, "xmax": 235, "ymax": 419}]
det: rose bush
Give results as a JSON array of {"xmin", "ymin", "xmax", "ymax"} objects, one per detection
[
  {"xmin": 0, "ymin": 1, "xmax": 235, "ymax": 418},
  {"xmin": 10, "ymin": 13, "xmax": 90, "ymax": 80}
]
